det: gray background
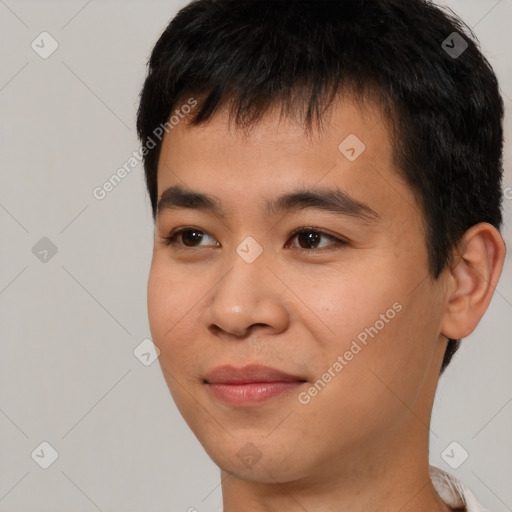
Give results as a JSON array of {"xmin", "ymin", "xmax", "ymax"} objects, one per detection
[{"xmin": 0, "ymin": 0, "xmax": 511, "ymax": 511}]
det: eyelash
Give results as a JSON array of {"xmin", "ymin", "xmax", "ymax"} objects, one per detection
[{"xmin": 161, "ymin": 226, "xmax": 348, "ymax": 252}]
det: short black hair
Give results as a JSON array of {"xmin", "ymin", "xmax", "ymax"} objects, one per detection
[{"xmin": 136, "ymin": 0, "xmax": 504, "ymax": 373}]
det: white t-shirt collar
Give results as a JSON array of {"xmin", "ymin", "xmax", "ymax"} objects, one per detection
[{"xmin": 430, "ymin": 465, "xmax": 489, "ymax": 512}]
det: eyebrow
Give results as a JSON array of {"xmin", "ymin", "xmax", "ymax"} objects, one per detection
[{"xmin": 156, "ymin": 184, "xmax": 380, "ymax": 223}]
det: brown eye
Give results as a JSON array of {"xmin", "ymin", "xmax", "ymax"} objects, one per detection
[
  {"xmin": 287, "ymin": 228, "xmax": 348, "ymax": 251},
  {"xmin": 180, "ymin": 229, "xmax": 205, "ymax": 246},
  {"xmin": 163, "ymin": 228, "xmax": 217, "ymax": 247}
]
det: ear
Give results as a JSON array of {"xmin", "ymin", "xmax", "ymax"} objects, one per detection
[{"xmin": 440, "ymin": 222, "xmax": 506, "ymax": 340}]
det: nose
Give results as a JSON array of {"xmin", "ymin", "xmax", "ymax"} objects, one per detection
[{"xmin": 203, "ymin": 253, "xmax": 289, "ymax": 338}]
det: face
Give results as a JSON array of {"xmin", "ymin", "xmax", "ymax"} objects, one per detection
[{"xmin": 147, "ymin": 95, "xmax": 449, "ymax": 484}]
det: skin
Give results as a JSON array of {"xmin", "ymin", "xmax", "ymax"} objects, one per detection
[{"xmin": 147, "ymin": 94, "xmax": 505, "ymax": 512}]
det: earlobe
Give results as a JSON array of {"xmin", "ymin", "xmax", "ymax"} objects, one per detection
[{"xmin": 440, "ymin": 222, "xmax": 506, "ymax": 340}]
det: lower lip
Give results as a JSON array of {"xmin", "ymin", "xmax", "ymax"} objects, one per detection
[{"xmin": 206, "ymin": 381, "xmax": 305, "ymax": 406}]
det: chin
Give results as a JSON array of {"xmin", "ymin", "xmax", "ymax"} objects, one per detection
[{"xmin": 199, "ymin": 435, "xmax": 314, "ymax": 484}]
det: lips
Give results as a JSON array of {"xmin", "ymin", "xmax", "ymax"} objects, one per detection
[
  {"xmin": 203, "ymin": 364, "xmax": 307, "ymax": 406},
  {"xmin": 203, "ymin": 364, "xmax": 307, "ymax": 385}
]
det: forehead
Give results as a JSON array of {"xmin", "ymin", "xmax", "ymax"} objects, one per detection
[
  {"xmin": 155, "ymin": 94, "xmax": 417, "ymax": 227},
  {"xmin": 162, "ymin": 94, "xmax": 389, "ymax": 156}
]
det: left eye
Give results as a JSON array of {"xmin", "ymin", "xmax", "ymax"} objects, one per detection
[
  {"xmin": 286, "ymin": 228, "xmax": 347, "ymax": 251},
  {"xmin": 162, "ymin": 227, "xmax": 347, "ymax": 251}
]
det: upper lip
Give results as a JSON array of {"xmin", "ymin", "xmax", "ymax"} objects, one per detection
[{"xmin": 204, "ymin": 364, "xmax": 307, "ymax": 384}]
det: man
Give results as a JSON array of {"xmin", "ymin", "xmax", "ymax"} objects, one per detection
[{"xmin": 136, "ymin": 1, "xmax": 506, "ymax": 510}]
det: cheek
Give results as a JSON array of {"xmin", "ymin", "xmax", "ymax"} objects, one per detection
[
  {"xmin": 147, "ymin": 263, "xmax": 206, "ymax": 419},
  {"xmin": 295, "ymin": 299, "xmax": 434, "ymax": 452},
  {"xmin": 333, "ymin": 288, "xmax": 441, "ymax": 417},
  {"xmin": 290, "ymin": 265, "xmax": 400, "ymax": 351},
  {"xmin": 147, "ymin": 262, "xmax": 204, "ymax": 373},
  {"xmin": 147, "ymin": 267, "xmax": 163, "ymax": 341},
  {"xmin": 296, "ymin": 258, "xmax": 436, "ymax": 402},
  {"xmin": 148, "ymin": 259, "xmax": 201, "ymax": 339},
  {"xmin": 147, "ymin": 265, "xmax": 176, "ymax": 349}
]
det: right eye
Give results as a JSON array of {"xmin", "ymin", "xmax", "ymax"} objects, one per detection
[{"xmin": 161, "ymin": 227, "xmax": 219, "ymax": 248}]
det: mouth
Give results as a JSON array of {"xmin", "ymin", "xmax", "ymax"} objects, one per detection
[{"xmin": 203, "ymin": 364, "xmax": 308, "ymax": 407}]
